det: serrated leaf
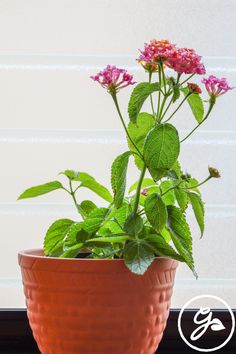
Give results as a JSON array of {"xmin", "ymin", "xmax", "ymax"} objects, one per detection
[
  {"xmin": 63, "ymin": 222, "xmax": 84, "ymax": 249},
  {"xmin": 80, "ymin": 179, "xmax": 112, "ymax": 203},
  {"xmin": 188, "ymin": 192, "xmax": 205, "ymax": 237},
  {"xmin": 146, "ymin": 234, "xmax": 184, "ymax": 261},
  {"xmin": 87, "ymin": 235, "xmax": 130, "ymax": 244},
  {"xmin": 123, "ymin": 240, "xmax": 155, "ymax": 275},
  {"xmin": 111, "ymin": 151, "xmax": 132, "ymax": 208},
  {"xmin": 160, "ymin": 180, "xmax": 176, "ymax": 205},
  {"xmin": 127, "ymin": 113, "xmax": 154, "ymax": 169},
  {"xmin": 18, "ymin": 181, "xmax": 63, "ymax": 200},
  {"xmin": 182, "ymin": 87, "xmax": 204, "ymax": 123},
  {"xmin": 144, "ymin": 193, "xmax": 167, "ymax": 232},
  {"xmin": 124, "ymin": 213, "xmax": 144, "ymax": 236},
  {"xmin": 60, "ymin": 243, "xmax": 84, "ymax": 258},
  {"xmin": 60, "ymin": 170, "xmax": 95, "ymax": 182},
  {"xmin": 173, "ymin": 180, "xmax": 188, "ymax": 211},
  {"xmin": 128, "ymin": 82, "xmax": 160, "ymax": 123},
  {"xmin": 167, "ymin": 206, "xmax": 195, "ymax": 274},
  {"xmin": 83, "ymin": 208, "xmax": 110, "ymax": 234},
  {"xmin": 144, "ymin": 123, "xmax": 180, "ymax": 181},
  {"xmin": 44, "ymin": 219, "xmax": 74, "ymax": 256},
  {"xmin": 79, "ymin": 200, "xmax": 97, "ymax": 217}
]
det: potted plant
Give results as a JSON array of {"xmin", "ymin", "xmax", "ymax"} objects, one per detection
[{"xmin": 18, "ymin": 39, "xmax": 233, "ymax": 354}]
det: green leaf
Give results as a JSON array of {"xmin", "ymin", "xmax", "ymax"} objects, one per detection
[
  {"xmin": 127, "ymin": 113, "xmax": 155, "ymax": 169},
  {"xmin": 83, "ymin": 208, "xmax": 110, "ymax": 234},
  {"xmin": 87, "ymin": 235, "xmax": 130, "ymax": 243},
  {"xmin": 144, "ymin": 123, "xmax": 180, "ymax": 181},
  {"xmin": 44, "ymin": 219, "xmax": 74, "ymax": 256},
  {"xmin": 123, "ymin": 240, "xmax": 155, "ymax": 275},
  {"xmin": 18, "ymin": 181, "xmax": 63, "ymax": 200},
  {"xmin": 60, "ymin": 170, "xmax": 95, "ymax": 182},
  {"xmin": 182, "ymin": 87, "xmax": 204, "ymax": 123},
  {"xmin": 174, "ymin": 186, "xmax": 188, "ymax": 211},
  {"xmin": 111, "ymin": 151, "xmax": 132, "ymax": 208},
  {"xmin": 160, "ymin": 180, "xmax": 176, "ymax": 205},
  {"xmin": 186, "ymin": 178, "xmax": 200, "ymax": 194},
  {"xmin": 146, "ymin": 234, "xmax": 184, "ymax": 261},
  {"xmin": 167, "ymin": 206, "xmax": 195, "ymax": 274},
  {"xmin": 60, "ymin": 243, "xmax": 84, "ymax": 258},
  {"xmin": 128, "ymin": 82, "xmax": 160, "ymax": 123},
  {"xmin": 124, "ymin": 213, "xmax": 144, "ymax": 236},
  {"xmin": 144, "ymin": 193, "xmax": 167, "ymax": 232},
  {"xmin": 129, "ymin": 178, "xmax": 155, "ymax": 194},
  {"xmin": 80, "ymin": 179, "xmax": 112, "ymax": 203},
  {"xmin": 63, "ymin": 222, "xmax": 84, "ymax": 249},
  {"xmin": 188, "ymin": 192, "xmax": 205, "ymax": 237},
  {"xmin": 79, "ymin": 200, "xmax": 97, "ymax": 217}
]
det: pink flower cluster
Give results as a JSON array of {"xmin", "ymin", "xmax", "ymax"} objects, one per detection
[
  {"xmin": 91, "ymin": 65, "xmax": 135, "ymax": 93},
  {"xmin": 138, "ymin": 39, "xmax": 205, "ymax": 75},
  {"xmin": 166, "ymin": 48, "xmax": 205, "ymax": 75},
  {"xmin": 202, "ymin": 75, "xmax": 234, "ymax": 97}
]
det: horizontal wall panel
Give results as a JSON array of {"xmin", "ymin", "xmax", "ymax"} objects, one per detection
[
  {"xmin": 0, "ymin": 60, "xmax": 235, "ymax": 130},
  {"xmin": 0, "ymin": 140, "xmax": 234, "ymax": 204},
  {"xmin": 0, "ymin": 1, "xmax": 235, "ymax": 56}
]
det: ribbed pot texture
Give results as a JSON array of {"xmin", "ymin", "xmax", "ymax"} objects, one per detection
[{"xmin": 18, "ymin": 249, "xmax": 178, "ymax": 354}]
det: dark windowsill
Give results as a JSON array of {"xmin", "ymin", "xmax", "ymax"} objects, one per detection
[{"xmin": 0, "ymin": 309, "xmax": 235, "ymax": 353}]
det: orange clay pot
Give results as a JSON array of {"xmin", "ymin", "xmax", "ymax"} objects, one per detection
[{"xmin": 18, "ymin": 249, "xmax": 178, "ymax": 354}]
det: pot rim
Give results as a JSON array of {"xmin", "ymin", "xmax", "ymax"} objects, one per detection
[{"xmin": 18, "ymin": 248, "xmax": 177, "ymax": 263}]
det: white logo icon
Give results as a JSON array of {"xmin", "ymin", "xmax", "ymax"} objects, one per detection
[{"xmin": 178, "ymin": 295, "xmax": 235, "ymax": 352}]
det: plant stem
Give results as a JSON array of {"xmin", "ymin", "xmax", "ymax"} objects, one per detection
[
  {"xmin": 156, "ymin": 68, "xmax": 162, "ymax": 122},
  {"xmin": 111, "ymin": 93, "xmax": 143, "ymax": 158},
  {"xmin": 180, "ymin": 73, "xmax": 195, "ymax": 85},
  {"xmin": 181, "ymin": 103, "xmax": 215, "ymax": 143},
  {"xmin": 158, "ymin": 95, "xmax": 168, "ymax": 123},
  {"xmin": 160, "ymin": 62, "xmax": 167, "ymax": 94},
  {"xmin": 159, "ymin": 94, "xmax": 173, "ymax": 121},
  {"xmin": 149, "ymin": 72, "xmax": 155, "ymax": 116},
  {"xmin": 69, "ymin": 180, "xmax": 82, "ymax": 216},
  {"xmin": 183, "ymin": 176, "xmax": 212, "ymax": 190},
  {"xmin": 161, "ymin": 180, "xmax": 184, "ymax": 196},
  {"xmin": 164, "ymin": 93, "xmax": 192, "ymax": 123},
  {"xmin": 133, "ymin": 165, "xmax": 146, "ymax": 214}
]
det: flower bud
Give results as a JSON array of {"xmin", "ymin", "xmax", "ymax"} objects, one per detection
[
  {"xmin": 141, "ymin": 188, "xmax": 148, "ymax": 196},
  {"xmin": 187, "ymin": 82, "xmax": 202, "ymax": 94},
  {"xmin": 208, "ymin": 166, "xmax": 221, "ymax": 178}
]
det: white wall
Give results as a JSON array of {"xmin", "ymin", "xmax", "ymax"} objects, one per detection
[{"xmin": 0, "ymin": 0, "xmax": 235, "ymax": 308}]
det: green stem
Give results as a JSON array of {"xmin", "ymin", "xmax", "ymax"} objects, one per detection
[
  {"xmin": 180, "ymin": 73, "xmax": 195, "ymax": 85},
  {"xmin": 156, "ymin": 69, "xmax": 162, "ymax": 122},
  {"xmin": 160, "ymin": 62, "xmax": 167, "ymax": 94},
  {"xmin": 133, "ymin": 165, "xmax": 146, "ymax": 214},
  {"xmin": 181, "ymin": 103, "xmax": 215, "ymax": 143},
  {"xmin": 161, "ymin": 180, "xmax": 184, "ymax": 197},
  {"xmin": 149, "ymin": 72, "xmax": 155, "ymax": 116},
  {"xmin": 158, "ymin": 95, "xmax": 168, "ymax": 123},
  {"xmin": 183, "ymin": 176, "xmax": 212, "ymax": 190},
  {"xmin": 111, "ymin": 93, "xmax": 143, "ymax": 158},
  {"xmin": 159, "ymin": 94, "xmax": 173, "ymax": 121},
  {"xmin": 164, "ymin": 93, "xmax": 192, "ymax": 123},
  {"xmin": 69, "ymin": 180, "xmax": 82, "ymax": 216}
]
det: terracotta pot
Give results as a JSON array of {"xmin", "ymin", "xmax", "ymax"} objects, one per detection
[{"xmin": 18, "ymin": 249, "xmax": 178, "ymax": 354}]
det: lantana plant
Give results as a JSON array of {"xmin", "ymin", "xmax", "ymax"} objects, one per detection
[{"xmin": 18, "ymin": 39, "xmax": 234, "ymax": 275}]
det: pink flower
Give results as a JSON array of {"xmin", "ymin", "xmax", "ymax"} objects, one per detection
[
  {"xmin": 91, "ymin": 65, "xmax": 135, "ymax": 93},
  {"xmin": 202, "ymin": 75, "xmax": 234, "ymax": 97},
  {"xmin": 138, "ymin": 39, "xmax": 176, "ymax": 71},
  {"xmin": 141, "ymin": 188, "xmax": 148, "ymax": 196},
  {"xmin": 166, "ymin": 48, "xmax": 206, "ymax": 75}
]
